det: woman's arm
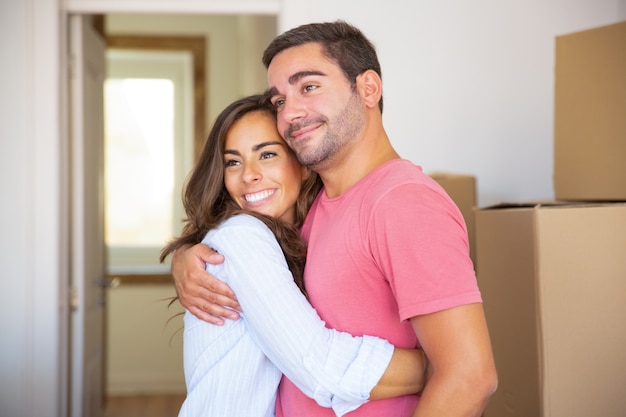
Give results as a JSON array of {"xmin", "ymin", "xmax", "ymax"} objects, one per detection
[{"xmin": 208, "ymin": 215, "xmax": 426, "ymax": 414}]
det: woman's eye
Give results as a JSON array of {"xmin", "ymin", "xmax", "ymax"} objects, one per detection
[
  {"xmin": 260, "ymin": 151, "xmax": 277, "ymax": 160},
  {"xmin": 224, "ymin": 159, "xmax": 240, "ymax": 167}
]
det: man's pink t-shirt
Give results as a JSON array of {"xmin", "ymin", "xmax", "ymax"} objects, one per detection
[{"xmin": 277, "ymin": 159, "xmax": 482, "ymax": 417}]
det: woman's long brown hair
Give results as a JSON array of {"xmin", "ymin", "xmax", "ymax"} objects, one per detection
[{"xmin": 160, "ymin": 94, "xmax": 322, "ymax": 294}]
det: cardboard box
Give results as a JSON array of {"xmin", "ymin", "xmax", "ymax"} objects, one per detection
[
  {"xmin": 430, "ymin": 172, "xmax": 477, "ymax": 268},
  {"xmin": 475, "ymin": 202, "xmax": 626, "ymax": 417},
  {"xmin": 554, "ymin": 21, "xmax": 626, "ymax": 201}
]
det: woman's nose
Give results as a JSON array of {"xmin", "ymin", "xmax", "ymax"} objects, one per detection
[{"xmin": 242, "ymin": 162, "xmax": 262, "ymax": 183}]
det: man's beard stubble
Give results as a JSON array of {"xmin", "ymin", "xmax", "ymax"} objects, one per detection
[{"xmin": 284, "ymin": 92, "xmax": 365, "ymax": 171}]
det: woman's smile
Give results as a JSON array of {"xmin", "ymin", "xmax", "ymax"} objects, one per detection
[{"xmin": 244, "ymin": 189, "xmax": 276, "ymax": 205}]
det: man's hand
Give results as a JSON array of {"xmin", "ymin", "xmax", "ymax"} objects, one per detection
[{"xmin": 171, "ymin": 243, "xmax": 241, "ymax": 325}]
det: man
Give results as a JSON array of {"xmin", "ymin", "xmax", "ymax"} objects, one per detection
[{"xmin": 172, "ymin": 21, "xmax": 497, "ymax": 416}]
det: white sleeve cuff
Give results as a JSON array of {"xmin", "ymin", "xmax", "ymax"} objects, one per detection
[{"xmin": 303, "ymin": 334, "xmax": 394, "ymax": 416}]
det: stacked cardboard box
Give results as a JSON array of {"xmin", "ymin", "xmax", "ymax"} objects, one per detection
[
  {"xmin": 476, "ymin": 202, "xmax": 626, "ymax": 417},
  {"xmin": 430, "ymin": 172, "xmax": 477, "ymax": 268},
  {"xmin": 477, "ymin": 21, "xmax": 626, "ymax": 417},
  {"xmin": 554, "ymin": 21, "xmax": 626, "ymax": 201}
]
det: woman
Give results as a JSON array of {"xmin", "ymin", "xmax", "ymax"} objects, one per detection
[{"xmin": 160, "ymin": 94, "xmax": 426, "ymax": 417}]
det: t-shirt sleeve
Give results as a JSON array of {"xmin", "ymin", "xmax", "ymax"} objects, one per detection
[
  {"xmin": 368, "ymin": 183, "xmax": 482, "ymax": 321},
  {"xmin": 207, "ymin": 215, "xmax": 394, "ymax": 416}
]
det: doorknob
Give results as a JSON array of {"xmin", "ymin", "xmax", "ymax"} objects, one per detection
[{"xmin": 100, "ymin": 276, "xmax": 121, "ymax": 288}]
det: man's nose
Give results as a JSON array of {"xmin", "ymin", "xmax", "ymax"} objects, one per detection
[{"xmin": 280, "ymin": 95, "xmax": 307, "ymax": 125}]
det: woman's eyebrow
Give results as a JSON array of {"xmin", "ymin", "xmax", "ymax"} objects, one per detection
[
  {"xmin": 224, "ymin": 141, "xmax": 283, "ymax": 156},
  {"xmin": 253, "ymin": 141, "xmax": 283, "ymax": 151}
]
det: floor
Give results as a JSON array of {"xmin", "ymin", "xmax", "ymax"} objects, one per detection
[{"xmin": 104, "ymin": 394, "xmax": 185, "ymax": 417}]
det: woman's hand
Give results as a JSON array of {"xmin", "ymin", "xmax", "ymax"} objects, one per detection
[{"xmin": 171, "ymin": 243, "xmax": 241, "ymax": 325}]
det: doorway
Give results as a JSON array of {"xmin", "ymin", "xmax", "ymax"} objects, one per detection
[
  {"xmin": 68, "ymin": 10, "xmax": 277, "ymax": 417},
  {"xmin": 102, "ymin": 10, "xmax": 276, "ymax": 405},
  {"xmin": 102, "ymin": 34, "xmax": 203, "ymax": 403}
]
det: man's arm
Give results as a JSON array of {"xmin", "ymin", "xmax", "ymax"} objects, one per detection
[
  {"xmin": 410, "ymin": 303, "xmax": 497, "ymax": 417},
  {"xmin": 171, "ymin": 243, "xmax": 241, "ymax": 325}
]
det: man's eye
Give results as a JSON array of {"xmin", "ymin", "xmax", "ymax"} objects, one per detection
[
  {"xmin": 273, "ymin": 98, "xmax": 285, "ymax": 108},
  {"xmin": 304, "ymin": 84, "xmax": 317, "ymax": 92}
]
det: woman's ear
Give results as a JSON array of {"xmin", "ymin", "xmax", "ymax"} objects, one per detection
[
  {"xmin": 356, "ymin": 69, "xmax": 383, "ymax": 110},
  {"xmin": 301, "ymin": 166, "xmax": 312, "ymax": 181}
]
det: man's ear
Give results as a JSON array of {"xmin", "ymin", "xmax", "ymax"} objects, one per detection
[{"xmin": 356, "ymin": 69, "xmax": 383, "ymax": 110}]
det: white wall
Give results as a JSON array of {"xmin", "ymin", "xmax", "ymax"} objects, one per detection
[
  {"xmin": 1, "ymin": 1, "xmax": 67, "ymax": 416},
  {"xmin": 284, "ymin": 0, "xmax": 626, "ymax": 206},
  {"xmin": 106, "ymin": 285, "xmax": 186, "ymax": 394}
]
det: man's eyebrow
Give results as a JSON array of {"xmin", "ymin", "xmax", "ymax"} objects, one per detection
[
  {"xmin": 266, "ymin": 70, "xmax": 327, "ymax": 97},
  {"xmin": 288, "ymin": 70, "xmax": 326, "ymax": 85}
]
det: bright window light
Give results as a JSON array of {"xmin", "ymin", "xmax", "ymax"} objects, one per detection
[{"xmin": 104, "ymin": 78, "xmax": 175, "ymax": 248}]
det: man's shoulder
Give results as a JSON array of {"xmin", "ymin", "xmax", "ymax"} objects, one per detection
[
  {"xmin": 364, "ymin": 159, "xmax": 437, "ymax": 191},
  {"xmin": 354, "ymin": 160, "xmax": 456, "ymax": 215}
]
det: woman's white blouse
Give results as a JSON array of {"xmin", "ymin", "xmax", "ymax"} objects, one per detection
[{"xmin": 178, "ymin": 214, "xmax": 393, "ymax": 417}]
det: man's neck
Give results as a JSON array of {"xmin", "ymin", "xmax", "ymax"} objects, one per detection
[{"xmin": 317, "ymin": 128, "xmax": 400, "ymax": 198}]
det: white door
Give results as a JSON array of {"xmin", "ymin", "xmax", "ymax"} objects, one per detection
[{"xmin": 69, "ymin": 14, "xmax": 106, "ymax": 417}]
